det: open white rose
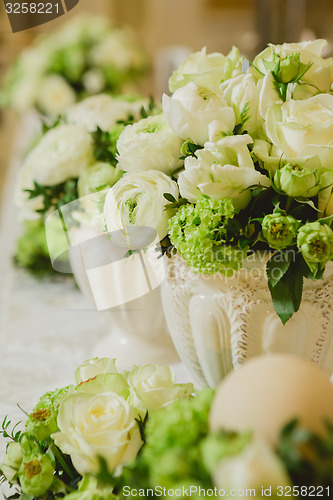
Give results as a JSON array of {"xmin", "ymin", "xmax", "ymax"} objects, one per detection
[
  {"xmin": 163, "ymin": 82, "xmax": 236, "ymax": 146},
  {"xmin": 127, "ymin": 365, "xmax": 193, "ymax": 416},
  {"xmin": 265, "ymin": 94, "xmax": 333, "ymax": 167},
  {"xmin": 52, "ymin": 391, "xmax": 142, "ymax": 475},
  {"xmin": 104, "ymin": 170, "xmax": 179, "ymax": 248},
  {"xmin": 253, "ymin": 39, "xmax": 333, "ymax": 97},
  {"xmin": 36, "ymin": 75, "xmax": 76, "ymax": 117},
  {"xmin": 178, "ymin": 134, "xmax": 269, "ymax": 210},
  {"xmin": 66, "ymin": 94, "xmax": 148, "ymax": 132},
  {"xmin": 220, "ymin": 73, "xmax": 263, "ymax": 137},
  {"xmin": 21, "ymin": 124, "xmax": 93, "ymax": 186},
  {"xmin": 168, "ymin": 46, "xmax": 243, "ymax": 93},
  {"xmin": 213, "ymin": 438, "xmax": 290, "ymax": 494},
  {"xmin": 116, "ymin": 114, "xmax": 183, "ymax": 175},
  {"xmin": 75, "ymin": 358, "xmax": 118, "ymax": 384}
]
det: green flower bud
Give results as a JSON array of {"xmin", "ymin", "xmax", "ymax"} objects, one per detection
[
  {"xmin": 63, "ymin": 476, "xmax": 116, "ymax": 500},
  {"xmin": 26, "ymin": 407, "xmax": 58, "ymax": 442},
  {"xmin": 18, "ymin": 454, "xmax": 54, "ymax": 497},
  {"xmin": 262, "ymin": 213, "xmax": 300, "ymax": 250},
  {"xmin": 0, "ymin": 442, "xmax": 23, "ymax": 483},
  {"xmin": 297, "ymin": 221, "xmax": 333, "ymax": 272},
  {"xmin": 274, "ymin": 163, "xmax": 319, "ymax": 198},
  {"xmin": 277, "ymin": 54, "xmax": 302, "ymax": 83}
]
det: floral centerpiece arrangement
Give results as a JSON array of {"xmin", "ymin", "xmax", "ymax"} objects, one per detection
[
  {"xmin": 0, "ymin": 15, "xmax": 149, "ymax": 118},
  {"xmin": 15, "ymin": 93, "xmax": 160, "ymax": 277},
  {"xmin": 1, "ymin": 355, "xmax": 333, "ymax": 499},
  {"xmin": 99, "ymin": 41, "xmax": 333, "ymax": 324}
]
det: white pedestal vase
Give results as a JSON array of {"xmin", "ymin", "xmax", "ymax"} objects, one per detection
[
  {"xmin": 68, "ymin": 224, "xmax": 179, "ymax": 370},
  {"xmin": 161, "ymin": 254, "xmax": 333, "ymax": 388}
]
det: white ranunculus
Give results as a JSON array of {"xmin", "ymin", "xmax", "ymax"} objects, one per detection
[
  {"xmin": 75, "ymin": 358, "xmax": 118, "ymax": 384},
  {"xmin": 66, "ymin": 94, "xmax": 149, "ymax": 132},
  {"xmin": 265, "ymin": 94, "xmax": 333, "ymax": 166},
  {"xmin": 168, "ymin": 46, "xmax": 243, "ymax": 93},
  {"xmin": 163, "ymin": 82, "xmax": 236, "ymax": 146},
  {"xmin": 178, "ymin": 135, "xmax": 270, "ymax": 210},
  {"xmin": 116, "ymin": 114, "xmax": 183, "ymax": 175},
  {"xmin": 253, "ymin": 39, "xmax": 333, "ymax": 96},
  {"xmin": 36, "ymin": 75, "xmax": 76, "ymax": 117},
  {"xmin": 22, "ymin": 124, "xmax": 93, "ymax": 186},
  {"xmin": 52, "ymin": 391, "xmax": 142, "ymax": 475},
  {"xmin": 82, "ymin": 69, "xmax": 105, "ymax": 94},
  {"xmin": 220, "ymin": 73, "xmax": 263, "ymax": 137},
  {"xmin": 104, "ymin": 170, "xmax": 179, "ymax": 248},
  {"xmin": 11, "ymin": 76, "xmax": 41, "ymax": 113},
  {"xmin": 214, "ymin": 438, "xmax": 290, "ymax": 494},
  {"xmin": 127, "ymin": 365, "xmax": 193, "ymax": 416}
]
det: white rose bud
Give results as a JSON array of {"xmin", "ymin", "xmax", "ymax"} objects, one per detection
[
  {"xmin": 163, "ymin": 82, "xmax": 236, "ymax": 146},
  {"xmin": 265, "ymin": 94, "xmax": 333, "ymax": 166},
  {"xmin": 75, "ymin": 358, "xmax": 118, "ymax": 384},
  {"xmin": 127, "ymin": 364, "xmax": 193, "ymax": 416},
  {"xmin": 52, "ymin": 391, "xmax": 142, "ymax": 475}
]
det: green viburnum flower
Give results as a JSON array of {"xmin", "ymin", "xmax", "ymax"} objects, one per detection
[
  {"xmin": 297, "ymin": 221, "xmax": 333, "ymax": 273},
  {"xmin": 18, "ymin": 453, "xmax": 54, "ymax": 497},
  {"xmin": 169, "ymin": 196, "xmax": 246, "ymax": 276},
  {"xmin": 274, "ymin": 163, "xmax": 320, "ymax": 198},
  {"xmin": 0, "ymin": 442, "xmax": 23, "ymax": 483},
  {"xmin": 63, "ymin": 476, "xmax": 116, "ymax": 500},
  {"xmin": 262, "ymin": 212, "xmax": 300, "ymax": 250},
  {"xmin": 26, "ymin": 385, "xmax": 72, "ymax": 441},
  {"xmin": 140, "ymin": 389, "xmax": 214, "ymax": 488}
]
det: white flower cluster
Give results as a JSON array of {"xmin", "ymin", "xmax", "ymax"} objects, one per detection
[{"xmin": 1, "ymin": 14, "xmax": 149, "ymax": 117}]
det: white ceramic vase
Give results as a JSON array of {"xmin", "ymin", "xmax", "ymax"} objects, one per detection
[
  {"xmin": 69, "ymin": 224, "xmax": 179, "ymax": 370},
  {"xmin": 161, "ymin": 254, "xmax": 333, "ymax": 388}
]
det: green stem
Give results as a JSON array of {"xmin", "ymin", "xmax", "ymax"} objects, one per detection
[
  {"xmin": 51, "ymin": 444, "xmax": 76, "ymax": 480},
  {"xmin": 285, "ymin": 196, "xmax": 293, "ymax": 213}
]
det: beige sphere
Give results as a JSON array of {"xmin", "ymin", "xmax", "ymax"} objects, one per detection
[{"xmin": 210, "ymin": 354, "xmax": 333, "ymax": 445}]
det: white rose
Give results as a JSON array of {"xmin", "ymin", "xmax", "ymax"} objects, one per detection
[
  {"xmin": 253, "ymin": 39, "xmax": 333, "ymax": 96},
  {"xmin": 163, "ymin": 82, "xmax": 236, "ymax": 146},
  {"xmin": 178, "ymin": 134, "xmax": 270, "ymax": 210},
  {"xmin": 75, "ymin": 358, "xmax": 118, "ymax": 384},
  {"xmin": 1, "ymin": 442, "xmax": 23, "ymax": 483},
  {"xmin": 265, "ymin": 94, "xmax": 333, "ymax": 166},
  {"xmin": 168, "ymin": 46, "xmax": 243, "ymax": 93},
  {"xmin": 116, "ymin": 114, "xmax": 183, "ymax": 175},
  {"xmin": 220, "ymin": 73, "xmax": 263, "ymax": 137},
  {"xmin": 213, "ymin": 438, "xmax": 290, "ymax": 494},
  {"xmin": 127, "ymin": 365, "xmax": 193, "ymax": 416},
  {"xmin": 104, "ymin": 170, "xmax": 179, "ymax": 248},
  {"xmin": 21, "ymin": 124, "xmax": 93, "ymax": 186},
  {"xmin": 66, "ymin": 94, "xmax": 149, "ymax": 132},
  {"xmin": 52, "ymin": 391, "xmax": 142, "ymax": 475},
  {"xmin": 36, "ymin": 75, "xmax": 76, "ymax": 117}
]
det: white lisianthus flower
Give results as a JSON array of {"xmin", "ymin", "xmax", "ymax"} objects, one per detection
[
  {"xmin": 163, "ymin": 82, "xmax": 236, "ymax": 146},
  {"xmin": 36, "ymin": 75, "xmax": 76, "ymax": 117},
  {"xmin": 104, "ymin": 170, "xmax": 179, "ymax": 248},
  {"xmin": 265, "ymin": 94, "xmax": 333, "ymax": 166},
  {"xmin": 220, "ymin": 73, "xmax": 263, "ymax": 137},
  {"xmin": 127, "ymin": 365, "xmax": 193, "ymax": 417},
  {"xmin": 253, "ymin": 39, "xmax": 333, "ymax": 97},
  {"xmin": 74, "ymin": 358, "xmax": 118, "ymax": 384},
  {"xmin": 213, "ymin": 438, "xmax": 290, "ymax": 494},
  {"xmin": 116, "ymin": 114, "xmax": 183, "ymax": 175},
  {"xmin": 66, "ymin": 94, "xmax": 149, "ymax": 132},
  {"xmin": 168, "ymin": 46, "xmax": 243, "ymax": 93},
  {"xmin": 258, "ymin": 72, "xmax": 283, "ymax": 119},
  {"xmin": 52, "ymin": 391, "xmax": 142, "ymax": 475},
  {"xmin": 1, "ymin": 442, "xmax": 23, "ymax": 483},
  {"xmin": 178, "ymin": 135, "xmax": 270, "ymax": 210},
  {"xmin": 21, "ymin": 124, "xmax": 93, "ymax": 186}
]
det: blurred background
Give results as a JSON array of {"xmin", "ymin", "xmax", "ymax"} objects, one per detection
[{"xmin": 1, "ymin": 0, "xmax": 333, "ymax": 194}]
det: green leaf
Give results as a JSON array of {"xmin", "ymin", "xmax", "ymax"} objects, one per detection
[
  {"xmin": 266, "ymin": 251, "xmax": 293, "ymax": 287},
  {"xmin": 163, "ymin": 193, "xmax": 177, "ymax": 203},
  {"xmin": 268, "ymin": 258, "xmax": 303, "ymax": 324}
]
